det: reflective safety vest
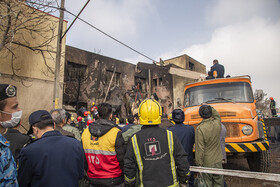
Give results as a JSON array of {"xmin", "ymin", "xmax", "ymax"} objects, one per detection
[
  {"xmin": 128, "ymin": 130, "xmax": 179, "ymax": 187},
  {"xmin": 82, "ymin": 128, "xmax": 122, "ymax": 179}
]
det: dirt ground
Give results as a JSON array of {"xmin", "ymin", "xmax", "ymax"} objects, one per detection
[{"xmin": 223, "ymin": 142, "xmax": 280, "ymax": 187}]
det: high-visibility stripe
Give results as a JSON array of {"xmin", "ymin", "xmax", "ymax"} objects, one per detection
[
  {"xmin": 167, "ymin": 131, "xmax": 178, "ymax": 186},
  {"xmin": 124, "ymin": 175, "xmax": 135, "ymax": 183},
  {"xmin": 131, "ymin": 135, "xmax": 144, "ymax": 187},
  {"xmin": 256, "ymin": 142, "xmax": 266, "ymax": 151},
  {"xmin": 84, "ymin": 149, "xmax": 116, "ymax": 155},
  {"xmin": 225, "ymin": 141, "xmax": 269, "ymax": 152}
]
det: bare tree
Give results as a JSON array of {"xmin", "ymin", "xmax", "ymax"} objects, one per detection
[{"xmin": 0, "ymin": 0, "xmax": 59, "ymax": 80}]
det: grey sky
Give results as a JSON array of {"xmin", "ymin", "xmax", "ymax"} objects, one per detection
[{"xmin": 63, "ymin": 0, "xmax": 280, "ymax": 105}]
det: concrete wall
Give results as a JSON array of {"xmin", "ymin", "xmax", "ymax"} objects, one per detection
[
  {"xmin": 172, "ymin": 75, "xmax": 196, "ymax": 109},
  {"xmin": 0, "ymin": 4, "xmax": 66, "ymax": 130},
  {"xmin": 164, "ymin": 54, "xmax": 206, "ymax": 73},
  {"xmin": 64, "ymin": 46, "xmax": 137, "ymax": 118}
]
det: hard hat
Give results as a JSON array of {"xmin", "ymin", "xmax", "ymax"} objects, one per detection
[
  {"xmin": 77, "ymin": 116, "xmax": 82, "ymax": 122},
  {"xmin": 87, "ymin": 119, "xmax": 93, "ymax": 126},
  {"xmin": 172, "ymin": 109, "xmax": 185, "ymax": 124},
  {"xmin": 138, "ymin": 99, "xmax": 162, "ymax": 125},
  {"xmin": 213, "ymin": 71, "xmax": 217, "ymax": 78},
  {"xmin": 92, "ymin": 102, "xmax": 95, "ymax": 106},
  {"xmin": 168, "ymin": 113, "xmax": 172, "ymax": 120},
  {"xmin": 270, "ymin": 97, "xmax": 273, "ymax": 100}
]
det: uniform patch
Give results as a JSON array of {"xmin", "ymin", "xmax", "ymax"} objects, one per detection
[{"xmin": 144, "ymin": 141, "xmax": 161, "ymax": 156}]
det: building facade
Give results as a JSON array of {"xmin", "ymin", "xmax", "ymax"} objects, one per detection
[{"xmin": 64, "ymin": 46, "xmax": 206, "ymax": 118}]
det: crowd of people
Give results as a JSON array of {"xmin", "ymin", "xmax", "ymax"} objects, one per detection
[{"xmin": 0, "ymin": 83, "xmax": 228, "ymax": 187}]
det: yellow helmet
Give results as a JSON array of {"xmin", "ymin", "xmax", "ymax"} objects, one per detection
[
  {"xmin": 92, "ymin": 102, "xmax": 95, "ymax": 106},
  {"xmin": 138, "ymin": 99, "xmax": 162, "ymax": 125}
]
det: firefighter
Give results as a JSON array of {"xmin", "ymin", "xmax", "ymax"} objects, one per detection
[
  {"xmin": 270, "ymin": 97, "xmax": 277, "ymax": 117},
  {"xmin": 76, "ymin": 107, "xmax": 88, "ymax": 135},
  {"xmin": 124, "ymin": 99, "xmax": 190, "ymax": 187}
]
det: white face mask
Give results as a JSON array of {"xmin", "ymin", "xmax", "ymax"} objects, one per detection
[{"xmin": 0, "ymin": 110, "xmax": 22, "ymax": 128}]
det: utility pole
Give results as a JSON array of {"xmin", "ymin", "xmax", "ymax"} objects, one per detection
[{"xmin": 53, "ymin": 0, "xmax": 65, "ymax": 108}]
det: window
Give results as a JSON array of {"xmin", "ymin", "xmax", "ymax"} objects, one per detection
[
  {"xmin": 184, "ymin": 82, "xmax": 254, "ymax": 107},
  {"xmin": 65, "ymin": 61, "xmax": 87, "ymax": 82},
  {"xmin": 189, "ymin": 62, "xmax": 194, "ymax": 71},
  {"xmin": 106, "ymin": 70, "xmax": 121, "ymax": 85},
  {"xmin": 153, "ymin": 79, "xmax": 158, "ymax": 86}
]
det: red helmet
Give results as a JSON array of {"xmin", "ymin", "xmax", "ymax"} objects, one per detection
[
  {"xmin": 270, "ymin": 97, "xmax": 273, "ymax": 100},
  {"xmin": 77, "ymin": 116, "xmax": 82, "ymax": 122},
  {"xmin": 87, "ymin": 119, "xmax": 93, "ymax": 126},
  {"xmin": 83, "ymin": 111, "xmax": 89, "ymax": 117}
]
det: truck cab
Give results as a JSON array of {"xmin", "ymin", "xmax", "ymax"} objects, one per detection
[{"xmin": 183, "ymin": 76, "xmax": 270, "ymax": 172}]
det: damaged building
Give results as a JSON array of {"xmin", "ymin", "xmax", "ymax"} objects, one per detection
[{"xmin": 64, "ymin": 45, "xmax": 206, "ymax": 118}]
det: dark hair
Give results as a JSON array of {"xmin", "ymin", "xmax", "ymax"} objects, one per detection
[
  {"xmin": 199, "ymin": 105, "xmax": 212, "ymax": 119},
  {"xmin": 119, "ymin": 118, "xmax": 125, "ymax": 124},
  {"xmin": 127, "ymin": 115, "xmax": 134, "ymax": 124},
  {"xmin": 172, "ymin": 109, "xmax": 185, "ymax": 124},
  {"xmin": 133, "ymin": 113, "xmax": 139, "ymax": 120},
  {"xmin": 28, "ymin": 119, "xmax": 54, "ymax": 135},
  {"xmin": 0, "ymin": 99, "xmax": 7, "ymax": 111},
  {"xmin": 97, "ymin": 103, "xmax": 112, "ymax": 120},
  {"xmin": 65, "ymin": 111, "xmax": 71, "ymax": 121}
]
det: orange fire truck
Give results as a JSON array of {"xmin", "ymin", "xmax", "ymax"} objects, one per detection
[{"xmin": 183, "ymin": 75, "xmax": 270, "ymax": 172}]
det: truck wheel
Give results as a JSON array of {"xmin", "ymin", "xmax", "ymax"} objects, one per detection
[{"xmin": 247, "ymin": 151, "xmax": 270, "ymax": 172}]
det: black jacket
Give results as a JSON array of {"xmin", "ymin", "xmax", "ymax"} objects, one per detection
[
  {"xmin": 168, "ymin": 123, "xmax": 195, "ymax": 164},
  {"xmin": 124, "ymin": 125, "xmax": 190, "ymax": 187},
  {"xmin": 3, "ymin": 128, "xmax": 29, "ymax": 165},
  {"xmin": 210, "ymin": 63, "xmax": 224, "ymax": 78}
]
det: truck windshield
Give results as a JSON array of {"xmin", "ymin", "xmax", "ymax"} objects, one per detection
[{"xmin": 184, "ymin": 82, "xmax": 254, "ymax": 107}]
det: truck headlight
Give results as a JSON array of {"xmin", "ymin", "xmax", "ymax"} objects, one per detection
[{"xmin": 242, "ymin": 125, "xmax": 253, "ymax": 135}]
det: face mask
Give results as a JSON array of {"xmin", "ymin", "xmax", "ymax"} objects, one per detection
[{"xmin": 0, "ymin": 110, "xmax": 22, "ymax": 128}]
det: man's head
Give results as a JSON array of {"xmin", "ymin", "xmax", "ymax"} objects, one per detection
[
  {"xmin": 97, "ymin": 103, "xmax": 113, "ymax": 120},
  {"xmin": 0, "ymin": 84, "xmax": 22, "ymax": 129},
  {"xmin": 138, "ymin": 99, "xmax": 162, "ymax": 125},
  {"xmin": 172, "ymin": 109, "xmax": 185, "ymax": 124},
  {"xmin": 270, "ymin": 97, "xmax": 273, "ymax": 100},
  {"xmin": 213, "ymin": 59, "xmax": 219, "ymax": 65},
  {"xmin": 29, "ymin": 110, "xmax": 54, "ymax": 138},
  {"xmin": 50, "ymin": 108, "xmax": 66, "ymax": 127},
  {"xmin": 199, "ymin": 105, "xmax": 212, "ymax": 119}
]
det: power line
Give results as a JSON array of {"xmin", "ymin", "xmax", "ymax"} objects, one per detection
[
  {"xmin": 25, "ymin": 1, "xmax": 157, "ymax": 63},
  {"xmin": 64, "ymin": 9, "xmax": 156, "ymax": 62}
]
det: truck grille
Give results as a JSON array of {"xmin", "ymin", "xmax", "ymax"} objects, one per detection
[
  {"xmin": 190, "ymin": 122, "xmax": 240, "ymax": 138},
  {"xmin": 219, "ymin": 112, "xmax": 236, "ymax": 117},
  {"xmin": 223, "ymin": 122, "xmax": 240, "ymax": 137},
  {"xmin": 191, "ymin": 111, "xmax": 236, "ymax": 119}
]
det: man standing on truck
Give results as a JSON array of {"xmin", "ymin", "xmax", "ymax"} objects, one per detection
[
  {"xmin": 195, "ymin": 104, "xmax": 223, "ymax": 186},
  {"xmin": 270, "ymin": 97, "xmax": 277, "ymax": 117},
  {"xmin": 210, "ymin": 59, "xmax": 224, "ymax": 78}
]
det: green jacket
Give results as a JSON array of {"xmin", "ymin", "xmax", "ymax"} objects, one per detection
[
  {"xmin": 122, "ymin": 125, "xmax": 142, "ymax": 144},
  {"xmin": 195, "ymin": 107, "xmax": 222, "ymax": 166},
  {"xmin": 63, "ymin": 124, "xmax": 81, "ymax": 141}
]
